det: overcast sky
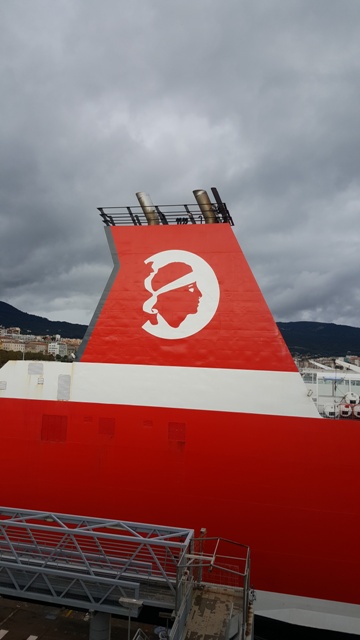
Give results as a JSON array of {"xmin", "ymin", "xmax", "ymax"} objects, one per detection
[{"xmin": 1, "ymin": 0, "xmax": 359, "ymax": 328}]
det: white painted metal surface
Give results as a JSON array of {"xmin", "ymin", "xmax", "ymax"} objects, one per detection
[
  {"xmin": 0, "ymin": 360, "xmax": 320, "ymax": 418},
  {"xmin": 256, "ymin": 590, "xmax": 360, "ymax": 635}
]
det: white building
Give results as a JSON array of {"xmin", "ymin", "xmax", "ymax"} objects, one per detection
[
  {"xmin": 1, "ymin": 340, "xmax": 25, "ymax": 353},
  {"xmin": 48, "ymin": 342, "xmax": 68, "ymax": 357}
]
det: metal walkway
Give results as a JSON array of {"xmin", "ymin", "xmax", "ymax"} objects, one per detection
[
  {"xmin": 0, "ymin": 508, "xmax": 252, "ymax": 640},
  {"xmin": 0, "ymin": 508, "xmax": 192, "ymax": 617},
  {"xmin": 183, "ymin": 585, "xmax": 244, "ymax": 640}
]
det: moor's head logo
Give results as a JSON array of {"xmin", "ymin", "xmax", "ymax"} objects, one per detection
[{"xmin": 142, "ymin": 250, "xmax": 220, "ymax": 340}]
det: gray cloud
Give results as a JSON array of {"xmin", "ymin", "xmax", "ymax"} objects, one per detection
[{"xmin": 1, "ymin": 0, "xmax": 359, "ymax": 327}]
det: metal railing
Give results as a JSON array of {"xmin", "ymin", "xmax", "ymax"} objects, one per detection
[
  {"xmin": 169, "ymin": 537, "xmax": 251, "ymax": 640},
  {"xmin": 98, "ymin": 201, "xmax": 234, "ymax": 227},
  {"xmin": 0, "ymin": 507, "xmax": 193, "ymax": 616}
]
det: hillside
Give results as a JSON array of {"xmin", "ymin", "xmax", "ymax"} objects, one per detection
[
  {"xmin": 0, "ymin": 301, "xmax": 87, "ymax": 340},
  {"xmin": 277, "ymin": 321, "xmax": 360, "ymax": 357},
  {"xmin": 1, "ymin": 301, "xmax": 360, "ymax": 356}
]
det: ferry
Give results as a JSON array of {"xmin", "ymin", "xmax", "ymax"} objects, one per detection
[{"xmin": 0, "ymin": 189, "xmax": 359, "ymax": 635}]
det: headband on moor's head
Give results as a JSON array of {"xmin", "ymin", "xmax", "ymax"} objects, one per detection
[{"xmin": 148, "ymin": 262, "xmax": 195, "ymax": 296}]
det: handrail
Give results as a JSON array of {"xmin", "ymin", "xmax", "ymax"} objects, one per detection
[{"xmin": 98, "ymin": 201, "xmax": 234, "ymax": 227}]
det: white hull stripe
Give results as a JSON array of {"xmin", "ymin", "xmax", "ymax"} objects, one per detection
[
  {"xmin": 0, "ymin": 361, "xmax": 319, "ymax": 418},
  {"xmin": 256, "ymin": 590, "xmax": 360, "ymax": 635}
]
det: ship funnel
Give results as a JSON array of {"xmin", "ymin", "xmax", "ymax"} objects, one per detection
[
  {"xmin": 136, "ymin": 192, "xmax": 160, "ymax": 225},
  {"xmin": 193, "ymin": 189, "xmax": 217, "ymax": 224}
]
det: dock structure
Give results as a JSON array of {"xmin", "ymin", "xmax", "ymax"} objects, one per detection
[
  {"xmin": 0, "ymin": 508, "xmax": 253, "ymax": 640},
  {"xmin": 182, "ymin": 585, "xmax": 252, "ymax": 640}
]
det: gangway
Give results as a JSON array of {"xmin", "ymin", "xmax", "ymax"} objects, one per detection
[{"xmin": 0, "ymin": 508, "xmax": 252, "ymax": 639}]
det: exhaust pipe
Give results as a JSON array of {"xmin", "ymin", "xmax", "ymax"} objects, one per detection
[
  {"xmin": 136, "ymin": 192, "xmax": 160, "ymax": 225},
  {"xmin": 193, "ymin": 189, "xmax": 217, "ymax": 223}
]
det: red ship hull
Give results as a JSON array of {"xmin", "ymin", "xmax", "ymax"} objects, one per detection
[{"xmin": 1, "ymin": 396, "xmax": 359, "ymax": 606}]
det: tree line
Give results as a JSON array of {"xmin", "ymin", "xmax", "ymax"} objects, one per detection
[{"xmin": 0, "ymin": 350, "xmax": 71, "ymax": 368}]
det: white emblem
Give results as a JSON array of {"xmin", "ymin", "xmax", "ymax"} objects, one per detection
[{"xmin": 142, "ymin": 250, "xmax": 220, "ymax": 340}]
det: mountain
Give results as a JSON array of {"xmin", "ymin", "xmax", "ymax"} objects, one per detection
[
  {"xmin": 277, "ymin": 321, "xmax": 360, "ymax": 357},
  {"xmin": 1, "ymin": 301, "xmax": 360, "ymax": 356},
  {"xmin": 0, "ymin": 301, "xmax": 87, "ymax": 339}
]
